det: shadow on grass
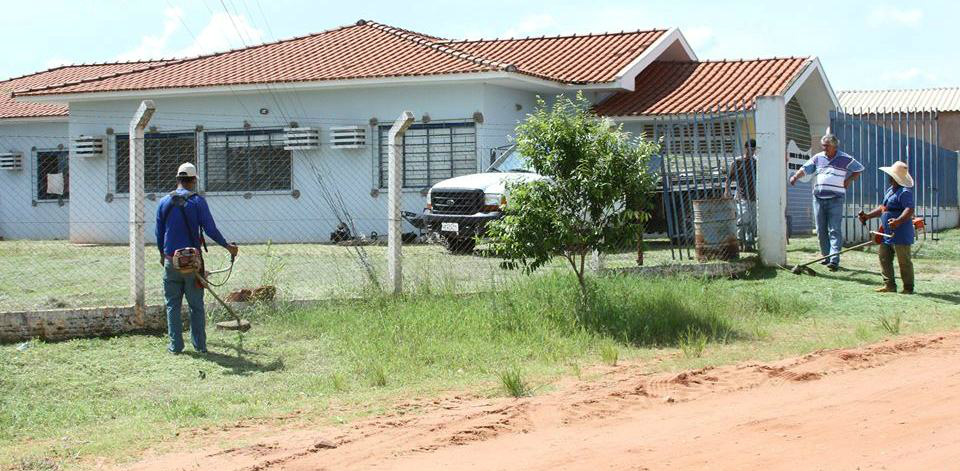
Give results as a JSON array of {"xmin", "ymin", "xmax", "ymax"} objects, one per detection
[
  {"xmin": 190, "ymin": 340, "xmax": 285, "ymax": 376},
  {"xmin": 739, "ymin": 265, "xmax": 780, "ymax": 280},
  {"xmin": 911, "ymin": 291, "xmax": 960, "ymax": 303},
  {"xmin": 184, "ymin": 351, "xmax": 284, "ymax": 376},
  {"xmin": 813, "ymin": 271, "xmax": 960, "ymax": 303},
  {"xmin": 574, "ymin": 283, "xmax": 741, "ymax": 347},
  {"xmin": 788, "ymin": 246, "xmax": 823, "ymax": 255}
]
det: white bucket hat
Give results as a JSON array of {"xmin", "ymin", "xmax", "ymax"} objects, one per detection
[
  {"xmin": 177, "ymin": 162, "xmax": 197, "ymax": 178},
  {"xmin": 879, "ymin": 161, "xmax": 914, "ymax": 188}
]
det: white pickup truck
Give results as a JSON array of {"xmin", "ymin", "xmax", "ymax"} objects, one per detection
[{"xmin": 420, "ymin": 147, "xmax": 544, "ymax": 253}]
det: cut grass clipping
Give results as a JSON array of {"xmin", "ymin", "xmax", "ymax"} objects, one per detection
[{"xmin": 499, "ymin": 369, "xmax": 532, "ymax": 398}]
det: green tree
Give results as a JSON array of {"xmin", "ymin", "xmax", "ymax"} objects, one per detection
[{"xmin": 486, "ymin": 93, "xmax": 659, "ymax": 291}]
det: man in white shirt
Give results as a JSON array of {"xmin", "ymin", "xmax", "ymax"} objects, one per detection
[{"xmin": 789, "ymin": 133, "xmax": 864, "ymax": 271}]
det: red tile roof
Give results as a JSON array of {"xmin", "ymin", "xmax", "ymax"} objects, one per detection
[
  {"xmin": 13, "ymin": 20, "xmax": 668, "ymax": 98},
  {"xmin": 1, "ymin": 61, "xmax": 169, "ymax": 119},
  {"xmin": 445, "ymin": 30, "xmax": 667, "ymax": 84},
  {"xmin": 594, "ymin": 57, "xmax": 812, "ymax": 116}
]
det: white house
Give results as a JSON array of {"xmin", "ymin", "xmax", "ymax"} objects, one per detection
[
  {"xmin": 4, "ymin": 19, "xmax": 839, "ymax": 243},
  {"xmin": 0, "ymin": 61, "xmax": 166, "ymax": 239}
]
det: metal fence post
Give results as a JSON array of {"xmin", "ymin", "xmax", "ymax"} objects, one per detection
[
  {"xmin": 755, "ymin": 96, "xmax": 787, "ymax": 266},
  {"xmin": 129, "ymin": 100, "xmax": 155, "ymax": 314},
  {"xmin": 388, "ymin": 111, "xmax": 415, "ymax": 295}
]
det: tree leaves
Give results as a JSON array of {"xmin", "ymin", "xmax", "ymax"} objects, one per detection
[{"xmin": 486, "ymin": 93, "xmax": 659, "ymax": 290}]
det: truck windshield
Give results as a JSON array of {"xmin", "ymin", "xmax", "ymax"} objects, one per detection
[{"xmin": 488, "ymin": 147, "xmax": 534, "ymax": 173}]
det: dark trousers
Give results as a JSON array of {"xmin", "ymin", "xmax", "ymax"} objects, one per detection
[{"xmin": 878, "ymin": 244, "xmax": 914, "ymax": 290}]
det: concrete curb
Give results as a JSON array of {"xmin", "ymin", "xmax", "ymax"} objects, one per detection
[{"xmin": 0, "ymin": 299, "xmax": 328, "ymax": 344}]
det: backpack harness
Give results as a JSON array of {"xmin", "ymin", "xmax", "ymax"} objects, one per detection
[{"xmin": 163, "ymin": 191, "xmax": 208, "ymax": 275}]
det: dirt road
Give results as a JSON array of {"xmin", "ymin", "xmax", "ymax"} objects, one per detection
[{"xmin": 122, "ymin": 333, "xmax": 960, "ymax": 471}]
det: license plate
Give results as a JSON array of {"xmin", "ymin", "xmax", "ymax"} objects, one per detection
[{"xmin": 441, "ymin": 222, "xmax": 459, "ymax": 233}]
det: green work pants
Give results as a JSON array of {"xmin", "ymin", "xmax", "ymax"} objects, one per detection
[{"xmin": 878, "ymin": 244, "xmax": 914, "ymax": 290}]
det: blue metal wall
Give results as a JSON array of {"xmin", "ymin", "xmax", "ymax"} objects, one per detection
[{"xmin": 831, "ymin": 110, "xmax": 957, "ymax": 239}]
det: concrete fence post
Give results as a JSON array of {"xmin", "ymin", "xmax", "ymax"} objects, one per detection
[
  {"xmin": 755, "ymin": 96, "xmax": 787, "ymax": 266},
  {"xmin": 387, "ymin": 111, "xmax": 415, "ymax": 295},
  {"xmin": 590, "ymin": 250, "xmax": 605, "ymax": 273},
  {"xmin": 129, "ymin": 100, "xmax": 155, "ymax": 314}
]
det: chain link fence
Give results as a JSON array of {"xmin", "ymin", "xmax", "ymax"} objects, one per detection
[
  {"xmin": 0, "ymin": 102, "xmax": 772, "ymax": 314},
  {"xmin": 0, "ymin": 108, "xmax": 561, "ymax": 313}
]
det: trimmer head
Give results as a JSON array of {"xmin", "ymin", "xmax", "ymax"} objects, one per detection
[
  {"xmin": 215, "ymin": 319, "xmax": 251, "ymax": 332},
  {"xmin": 790, "ymin": 264, "xmax": 817, "ymax": 276}
]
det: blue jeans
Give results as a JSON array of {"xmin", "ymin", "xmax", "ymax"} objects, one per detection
[
  {"xmin": 163, "ymin": 259, "xmax": 206, "ymax": 353},
  {"xmin": 813, "ymin": 196, "xmax": 844, "ymax": 265}
]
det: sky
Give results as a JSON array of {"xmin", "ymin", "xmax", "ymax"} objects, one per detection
[{"xmin": 0, "ymin": 0, "xmax": 957, "ymax": 92}]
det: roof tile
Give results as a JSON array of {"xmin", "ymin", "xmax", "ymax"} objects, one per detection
[
  {"xmin": 593, "ymin": 57, "xmax": 811, "ymax": 116},
  {"xmin": 447, "ymin": 30, "xmax": 666, "ymax": 83},
  {"xmin": 1, "ymin": 61, "xmax": 168, "ymax": 119},
  {"xmin": 14, "ymin": 21, "xmax": 668, "ymax": 98}
]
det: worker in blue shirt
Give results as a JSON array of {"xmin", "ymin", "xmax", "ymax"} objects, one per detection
[
  {"xmin": 857, "ymin": 161, "xmax": 915, "ymax": 294},
  {"xmin": 156, "ymin": 162, "xmax": 238, "ymax": 354}
]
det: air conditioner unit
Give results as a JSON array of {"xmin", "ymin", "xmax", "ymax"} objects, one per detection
[
  {"xmin": 284, "ymin": 127, "xmax": 320, "ymax": 150},
  {"xmin": 0, "ymin": 152, "xmax": 23, "ymax": 171},
  {"xmin": 330, "ymin": 126, "xmax": 366, "ymax": 149},
  {"xmin": 72, "ymin": 135, "xmax": 105, "ymax": 158}
]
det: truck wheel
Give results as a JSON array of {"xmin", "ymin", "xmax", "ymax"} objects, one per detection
[{"xmin": 444, "ymin": 236, "xmax": 476, "ymax": 254}]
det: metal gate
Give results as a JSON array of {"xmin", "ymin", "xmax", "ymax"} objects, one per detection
[
  {"xmin": 648, "ymin": 107, "xmax": 756, "ymax": 260},
  {"xmin": 831, "ymin": 109, "xmax": 958, "ymax": 243}
]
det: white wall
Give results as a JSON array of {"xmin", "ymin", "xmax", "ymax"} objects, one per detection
[
  {"xmin": 66, "ymin": 83, "xmax": 541, "ymax": 244},
  {"xmin": 478, "ymin": 84, "xmax": 542, "ymax": 166},
  {"xmin": 0, "ymin": 121, "xmax": 70, "ymax": 239}
]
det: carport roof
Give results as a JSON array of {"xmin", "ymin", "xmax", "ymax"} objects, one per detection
[
  {"xmin": 838, "ymin": 87, "xmax": 960, "ymax": 113},
  {"xmin": 594, "ymin": 57, "xmax": 812, "ymax": 116}
]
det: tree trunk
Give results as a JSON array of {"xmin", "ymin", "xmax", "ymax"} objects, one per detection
[{"xmin": 637, "ymin": 231, "xmax": 644, "ymax": 266}]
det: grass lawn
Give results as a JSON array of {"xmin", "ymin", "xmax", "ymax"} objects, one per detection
[
  {"xmin": 1, "ymin": 230, "xmax": 958, "ymax": 469},
  {"xmin": 0, "ymin": 239, "xmax": 683, "ymax": 312}
]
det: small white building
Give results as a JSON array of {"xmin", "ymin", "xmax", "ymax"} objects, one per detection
[{"xmin": 4, "ymin": 19, "xmax": 839, "ymax": 243}]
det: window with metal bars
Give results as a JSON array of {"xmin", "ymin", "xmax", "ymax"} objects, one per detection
[
  {"xmin": 36, "ymin": 150, "xmax": 68, "ymax": 200},
  {"xmin": 786, "ymin": 98, "xmax": 812, "ymax": 151},
  {"xmin": 115, "ymin": 132, "xmax": 197, "ymax": 194},
  {"xmin": 378, "ymin": 122, "xmax": 477, "ymax": 189},
  {"xmin": 204, "ymin": 130, "xmax": 291, "ymax": 192},
  {"xmin": 642, "ymin": 120, "xmax": 741, "ymax": 156}
]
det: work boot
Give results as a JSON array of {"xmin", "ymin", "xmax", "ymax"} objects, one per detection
[
  {"xmin": 875, "ymin": 285, "xmax": 896, "ymax": 293},
  {"xmin": 901, "ymin": 286, "xmax": 914, "ymax": 295}
]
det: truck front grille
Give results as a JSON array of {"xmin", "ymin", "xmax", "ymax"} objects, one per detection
[{"xmin": 431, "ymin": 190, "xmax": 484, "ymax": 215}]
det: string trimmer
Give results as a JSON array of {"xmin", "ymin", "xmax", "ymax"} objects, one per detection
[
  {"xmin": 786, "ymin": 231, "xmax": 891, "ymax": 275},
  {"xmin": 198, "ymin": 273, "xmax": 251, "ymax": 333},
  {"xmin": 174, "ymin": 246, "xmax": 250, "ymax": 332}
]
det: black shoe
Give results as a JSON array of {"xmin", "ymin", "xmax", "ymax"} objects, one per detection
[
  {"xmin": 827, "ymin": 263, "xmax": 839, "ymax": 272},
  {"xmin": 820, "ymin": 259, "xmax": 830, "ymax": 265}
]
